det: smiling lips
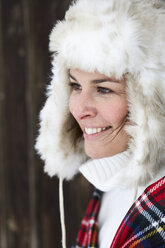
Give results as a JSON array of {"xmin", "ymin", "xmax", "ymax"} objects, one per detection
[{"xmin": 84, "ymin": 126, "xmax": 112, "ymax": 135}]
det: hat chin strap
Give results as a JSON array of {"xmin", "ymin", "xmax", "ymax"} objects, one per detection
[{"xmin": 59, "ymin": 177, "xmax": 67, "ymax": 248}]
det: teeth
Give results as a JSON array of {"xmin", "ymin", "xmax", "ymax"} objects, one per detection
[{"xmin": 85, "ymin": 127, "xmax": 110, "ymax": 135}]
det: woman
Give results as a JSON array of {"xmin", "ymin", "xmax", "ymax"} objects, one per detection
[{"xmin": 35, "ymin": 0, "xmax": 165, "ymax": 247}]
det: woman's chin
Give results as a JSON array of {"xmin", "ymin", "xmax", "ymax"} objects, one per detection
[
  {"xmin": 84, "ymin": 141, "xmax": 128, "ymax": 159},
  {"xmin": 84, "ymin": 145, "xmax": 116, "ymax": 159}
]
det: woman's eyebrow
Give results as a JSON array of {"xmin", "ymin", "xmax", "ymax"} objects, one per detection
[
  {"xmin": 91, "ymin": 78, "xmax": 120, "ymax": 84},
  {"xmin": 69, "ymin": 72, "xmax": 120, "ymax": 84},
  {"xmin": 69, "ymin": 73, "xmax": 77, "ymax": 81}
]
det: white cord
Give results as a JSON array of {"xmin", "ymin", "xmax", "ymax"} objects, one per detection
[{"xmin": 59, "ymin": 177, "xmax": 67, "ymax": 248}]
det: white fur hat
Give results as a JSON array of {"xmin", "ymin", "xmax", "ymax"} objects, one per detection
[{"xmin": 35, "ymin": 0, "xmax": 165, "ymax": 184}]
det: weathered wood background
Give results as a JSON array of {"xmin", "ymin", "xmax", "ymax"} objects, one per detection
[{"xmin": 0, "ymin": 0, "xmax": 92, "ymax": 247}]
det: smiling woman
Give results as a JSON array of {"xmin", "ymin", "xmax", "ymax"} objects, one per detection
[
  {"xmin": 69, "ymin": 69, "xmax": 129, "ymax": 158},
  {"xmin": 35, "ymin": 0, "xmax": 165, "ymax": 247}
]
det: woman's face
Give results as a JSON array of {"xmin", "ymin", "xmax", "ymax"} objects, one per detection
[{"xmin": 69, "ymin": 69, "xmax": 129, "ymax": 159}]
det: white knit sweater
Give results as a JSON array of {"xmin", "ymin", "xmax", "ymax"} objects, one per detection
[{"xmin": 79, "ymin": 151, "xmax": 165, "ymax": 248}]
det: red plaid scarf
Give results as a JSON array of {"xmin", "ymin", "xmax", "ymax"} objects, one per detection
[{"xmin": 72, "ymin": 177, "xmax": 165, "ymax": 248}]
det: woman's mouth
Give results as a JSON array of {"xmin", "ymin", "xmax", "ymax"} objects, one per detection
[{"xmin": 84, "ymin": 126, "xmax": 112, "ymax": 135}]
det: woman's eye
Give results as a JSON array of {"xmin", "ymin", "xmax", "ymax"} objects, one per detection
[
  {"xmin": 69, "ymin": 82, "xmax": 82, "ymax": 91},
  {"xmin": 97, "ymin": 87, "xmax": 113, "ymax": 94}
]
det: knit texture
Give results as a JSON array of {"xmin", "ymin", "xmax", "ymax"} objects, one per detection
[
  {"xmin": 72, "ymin": 177, "xmax": 165, "ymax": 247},
  {"xmin": 79, "ymin": 151, "xmax": 131, "ymax": 191}
]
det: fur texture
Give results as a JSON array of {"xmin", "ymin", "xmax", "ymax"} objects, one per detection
[{"xmin": 35, "ymin": 0, "xmax": 165, "ymax": 185}]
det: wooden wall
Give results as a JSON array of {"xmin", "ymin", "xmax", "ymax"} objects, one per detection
[{"xmin": 0, "ymin": 0, "xmax": 92, "ymax": 247}]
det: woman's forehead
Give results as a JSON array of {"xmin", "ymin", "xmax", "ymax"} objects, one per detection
[{"xmin": 69, "ymin": 68, "xmax": 125, "ymax": 83}]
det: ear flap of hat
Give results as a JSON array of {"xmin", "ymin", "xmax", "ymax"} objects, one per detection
[
  {"xmin": 35, "ymin": 57, "xmax": 88, "ymax": 180},
  {"xmin": 125, "ymin": 71, "xmax": 165, "ymax": 180}
]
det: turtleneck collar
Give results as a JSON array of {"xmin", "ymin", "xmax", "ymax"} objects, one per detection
[{"xmin": 79, "ymin": 150, "xmax": 131, "ymax": 192}]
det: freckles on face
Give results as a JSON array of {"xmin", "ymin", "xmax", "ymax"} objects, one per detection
[{"xmin": 68, "ymin": 68, "xmax": 129, "ymax": 159}]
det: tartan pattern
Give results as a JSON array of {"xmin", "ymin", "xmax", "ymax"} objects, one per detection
[
  {"xmin": 111, "ymin": 177, "xmax": 165, "ymax": 248},
  {"xmin": 72, "ymin": 189, "xmax": 102, "ymax": 248},
  {"xmin": 72, "ymin": 177, "xmax": 165, "ymax": 248}
]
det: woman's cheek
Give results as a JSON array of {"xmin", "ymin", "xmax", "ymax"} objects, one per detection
[
  {"xmin": 69, "ymin": 94, "xmax": 80, "ymax": 122},
  {"xmin": 69, "ymin": 95, "xmax": 74, "ymax": 116},
  {"xmin": 103, "ymin": 99, "xmax": 127, "ymax": 124}
]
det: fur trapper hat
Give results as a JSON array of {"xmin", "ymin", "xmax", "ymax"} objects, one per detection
[{"xmin": 35, "ymin": 0, "xmax": 165, "ymax": 185}]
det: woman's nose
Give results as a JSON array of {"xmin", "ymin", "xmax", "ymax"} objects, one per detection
[{"xmin": 70, "ymin": 93, "xmax": 97, "ymax": 120}]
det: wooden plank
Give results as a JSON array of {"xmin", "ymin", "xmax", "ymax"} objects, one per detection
[
  {"xmin": 0, "ymin": 0, "xmax": 8, "ymax": 246},
  {"xmin": 1, "ymin": 0, "xmax": 30, "ymax": 247},
  {"xmin": 64, "ymin": 176, "xmax": 93, "ymax": 246},
  {"xmin": 22, "ymin": 0, "xmax": 40, "ymax": 247}
]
